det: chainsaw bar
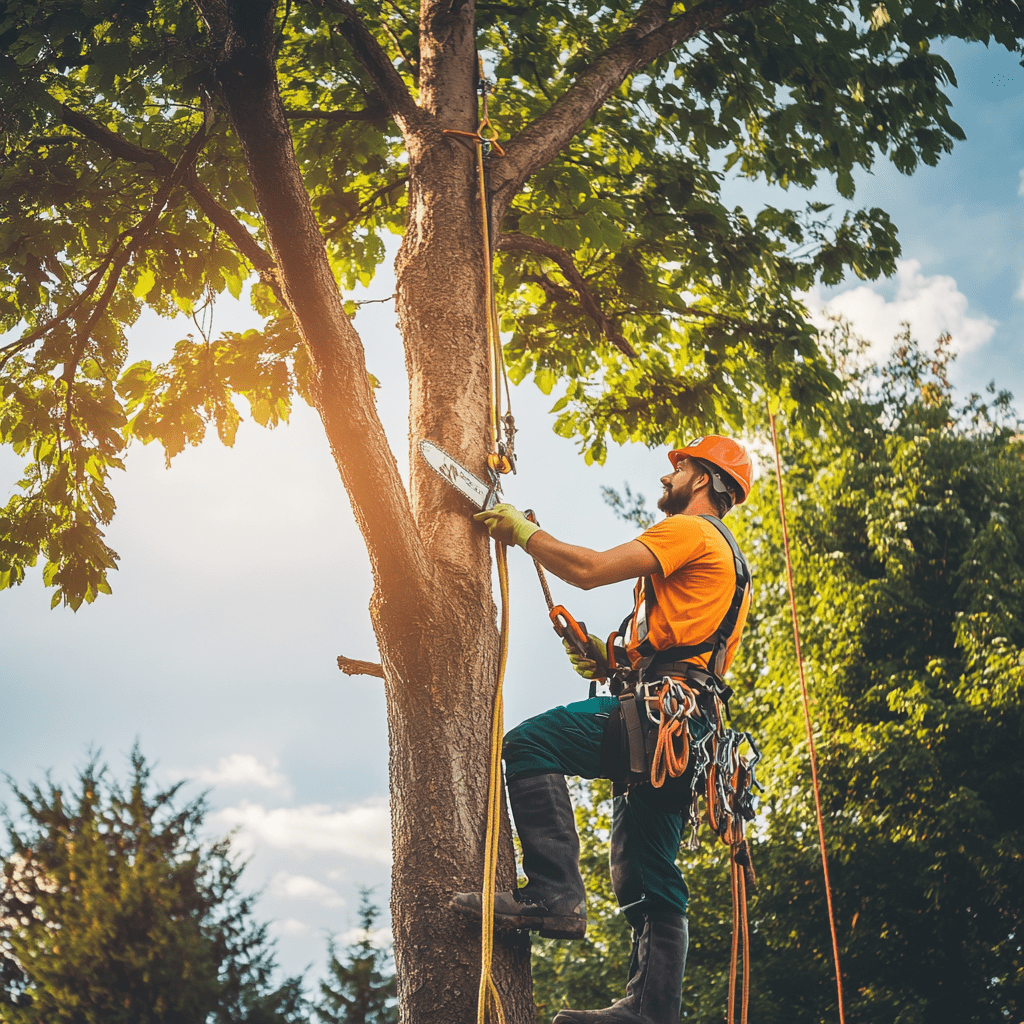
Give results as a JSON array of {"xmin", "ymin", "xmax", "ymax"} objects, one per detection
[{"xmin": 418, "ymin": 439, "xmax": 500, "ymax": 510}]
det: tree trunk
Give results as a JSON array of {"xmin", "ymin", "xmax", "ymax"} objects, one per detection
[
  {"xmin": 382, "ymin": 84, "xmax": 535, "ymax": 1024},
  {"xmin": 194, "ymin": 2, "xmax": 536, "ymax": 1020}
]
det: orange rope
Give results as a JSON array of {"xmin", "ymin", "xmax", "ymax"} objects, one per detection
[
  {"xmin": 768, "ymin": 409, "xmax": 847, "ymax": 1024},
  {"xmin": 647, "ymin": 679, "xmax": 695, "ymax": 787},
  {"xmin": 728, "ymin": 853, "xmax": 740, "ymax": 1024},
  {"xmin": 738, "ymin": 858, "xmax": 750, "ymax": 1024}
]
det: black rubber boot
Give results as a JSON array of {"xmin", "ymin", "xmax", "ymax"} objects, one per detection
[
  {"xmin": 551, "ymin": 912, "xmax": 688, "ymax": 1023},
  {"xmin": 450, "ymin": 774, "xmax": 587, "ymax": 939}
]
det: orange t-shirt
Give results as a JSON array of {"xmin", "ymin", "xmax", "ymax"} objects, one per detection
[{"xmin": 626, "ymin": 514, "xmax": 750, "ymax": 673}]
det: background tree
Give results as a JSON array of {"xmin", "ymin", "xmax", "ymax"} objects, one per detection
[
  {"xmin": 3, "ymin": 1, "xmax": 1024, "ymax": 1018},
  {"xmin": 0, "ymin": 747, "xmax": 308, "ymax": 1024},
  {"xmin": 316, "ymin": 888, "xmax": 397, "ymax": 1024},
  {"xmin": 583, "ymin": 322, "xmax": 1024, "ymax": 1022}
]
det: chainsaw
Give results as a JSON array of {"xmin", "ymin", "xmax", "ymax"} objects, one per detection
[{"xmin": 419, "ymin": 439, "xmax": 606, "ymax": 675}]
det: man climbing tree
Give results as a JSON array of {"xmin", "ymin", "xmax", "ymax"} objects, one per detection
[
  {"xmin": 4, "ymin": 1, "xmax": 1024, "ymax": 1020},
  {"xmin": 457, "ymin": 436, "xmax": 753, "ymax": 1023}
]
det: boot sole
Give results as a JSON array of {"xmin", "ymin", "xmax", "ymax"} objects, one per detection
[
  {"xmin": 451, "ymin": 901, "xmax": 586, "ymax": 939},
  {"xmin": 495, "ymin": 912, "xmax": 587, "ymax": 939}
]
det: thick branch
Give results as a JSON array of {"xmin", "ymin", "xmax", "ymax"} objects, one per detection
[
  {"xmin": 195, "ymin": 0, "xmax": 430, "ymax": 605},
  {"xmin": 316, "ymin": 0, "xmax": 424, "ymax": 134},
  {"xmin": 491, "ymin": 0, "xmax": 776, "ymax": 219},
  {"xmin": 497, "ymin": 232, "xmax": 637, "ymax": 358},
  {"xmin": 337, "ymin": 655, "xmax": 385, "ymax": 678},
  {"xmin": 286, "ymin": 104, "xmax": 388, "ymax": 125}
]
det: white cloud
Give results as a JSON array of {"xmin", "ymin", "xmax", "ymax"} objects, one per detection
[
  {"xmin": 339, "ymin": 925, "xmax": 393, "ymax": 950},
  {"xmin": 195, "ymin": 753, "xmax": 289, "ymax": 791},
  {"xmin": 269, "ymin": 871, "xmax": 345, "ymax": 907},
  {"xmin": 215, "ymin": 798, "xmax": 392, "ymax": 864},
  {"xmin": 269, "ymin": 918, "xmax": 310, "ymax": 937},
  {"xmin": 805, "ymin": 259, "xmax": 996, "ymax": 362},
  {"xmin": 1018, "ymin": 167, "xmax": 1024, "ymax": 197}
]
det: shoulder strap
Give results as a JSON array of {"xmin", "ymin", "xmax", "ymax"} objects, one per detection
[
  {"xmin": 633, "ymin": 515, "xmax": 751, "ymax": 674},
  {"xmin": 695, "ymin": 515, "xmax": 751, "ymax": 677}
]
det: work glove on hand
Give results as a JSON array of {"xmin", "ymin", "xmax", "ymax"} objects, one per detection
[
  {"xmin": 472, "ymin": 503, "xmax": 540, "ymax": 551},
  {"xmin": 563, "ymin": 635, "xmax": 608, "ymax": 679}
]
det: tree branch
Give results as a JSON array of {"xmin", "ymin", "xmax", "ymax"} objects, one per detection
[
  {"xmin": 61, "ymin": 105, "xmax": 174, "ymax": 174},
  {"xmin": 491, "ymin": 0, "xmax": 776, "ymax": 219},
  {"xmin": 286, "ymin": 104, "xmax": 389, "ymax": 125},
  {"xmin": 337, "ymin": 655, "xmax": 385, "ymax": 678},
  {"xmin": 315, "ymin": 0, "xmax": 424, "ymax": 133},
  {"xmin": 195, "ymin": 0, "xmax": 431, "ymax": 609},
  {"xmin": 496, "ymin": 232, "xmax": 637, "ymax": 358},
  {"xmin": 61, "ymin": 105, "xmax": 283, "ymax": 302},
  {"xmin": 60, "ymin": 114, "xmax": 212, "ymax": 435}
]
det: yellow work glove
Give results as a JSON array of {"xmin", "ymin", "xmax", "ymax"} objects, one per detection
[
  {"xmin": 563, "ymin": 635, "xmax": 608, "ymax": 679},
  {"xmin": 472, "ymin": 503, "xmax": 540, "ymax": 551}
]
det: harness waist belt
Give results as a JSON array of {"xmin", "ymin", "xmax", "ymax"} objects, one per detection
[{"xmin": 650, "ymin": 661, "xmax": 734, "ymax": 707}]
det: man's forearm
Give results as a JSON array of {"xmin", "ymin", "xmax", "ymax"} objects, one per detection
[{"xmin": 524, "ymin": 531, "xmax": 659, "ymax": 590}]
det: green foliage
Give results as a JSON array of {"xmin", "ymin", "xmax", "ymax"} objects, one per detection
[
  {"xmin": 2, "ymin": 0, "xmax": 1023, "ymax": 604},
  {"xmin": 585, "ymin": 322, "xmax": 1024, "ymax": 1022},
  {"xmin": 0, "ymin": 746, "xmax": 308, "ymax": 1024},
  {"xmin": 315, "ymin": 889, "xmax": 396, "ymax": 1024}
]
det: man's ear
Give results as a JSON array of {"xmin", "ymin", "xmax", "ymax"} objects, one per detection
[{"xmin": 692, "ymin": 467, "xmax": 711, "ymax": 493}]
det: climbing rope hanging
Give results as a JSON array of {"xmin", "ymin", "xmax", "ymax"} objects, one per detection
[
  {"xmin": 768, "ymin": 408, "xmax": 847, "ymax": 1024},
  {"xmin": 443, "ymin": 59, "xmax": 513, "ymax": 1024}
]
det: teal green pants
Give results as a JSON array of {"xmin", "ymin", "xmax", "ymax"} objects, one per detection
[{"xmin": 503, "ymin": 696, "xmax": 689, "ymax": 925}]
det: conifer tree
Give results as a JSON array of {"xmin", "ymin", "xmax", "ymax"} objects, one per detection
[
  {"xmin": 0, "ymin": 747, "xmax": 307, "ymax": 1024},
  {"xmin": 315, "ymin": 889, "xmax": 396, "ymax": 1024}
]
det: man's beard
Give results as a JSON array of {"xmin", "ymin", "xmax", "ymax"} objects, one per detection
[{"xmin": 657, "ymin": 477, "xmax": 695, "ymax": 516}]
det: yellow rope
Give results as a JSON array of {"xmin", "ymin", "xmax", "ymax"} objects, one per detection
[
  {"xmin": 477, "ymin": 539, "xmax": 510, "ymax": 1024},
  {"xmin": 473, "ymin": 61, "xmax": 510, "ymax": 1024}
]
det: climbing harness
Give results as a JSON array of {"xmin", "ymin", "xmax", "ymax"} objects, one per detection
[
  {"xmin": 769, "ymin": 409, "xmax": 847, "ymax": 1024},
  {"xmin": 590, "ymin": 512, "xmax": 760, "ymax": 1024}
]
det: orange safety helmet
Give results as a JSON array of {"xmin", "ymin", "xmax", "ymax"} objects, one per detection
[{"xmin": 668, "ymin": 435, "xmax": 753, "ymax": 505}]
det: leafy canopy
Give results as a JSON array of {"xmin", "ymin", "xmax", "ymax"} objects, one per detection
[
  {"xmin": 584, "ymin": 322, "xmax": 1024, "ymax": 1022},
  {"xmin": 2, "ymin": 0, "xmax": 1023, "ymax": 606}
]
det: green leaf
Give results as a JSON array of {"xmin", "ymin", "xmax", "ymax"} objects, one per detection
[{"xmin": 132, "ymin": 268, "xmax": 156, "ymax": 299}]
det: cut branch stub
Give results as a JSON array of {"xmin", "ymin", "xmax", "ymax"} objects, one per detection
[{"xmin": 337, "ymin": 655, "xmax": 385, "ymax": 678}]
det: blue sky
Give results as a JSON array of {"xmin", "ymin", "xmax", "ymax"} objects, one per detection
[{"xmin": 1, "ymin": 36, "xmax": 1022, "ymax": 985}]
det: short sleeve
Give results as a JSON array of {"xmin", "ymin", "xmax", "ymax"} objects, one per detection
[{"xmin": 636, "ymin": 516, "xmax": 707, "ymax": 577}]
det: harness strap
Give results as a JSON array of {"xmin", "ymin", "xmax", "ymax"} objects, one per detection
[
  {"xmin": 619, "ymin": 693, "xmax": 647, "ymax": 775},
  {"xmin": 630, "ymin": 515, "xmax": 751, "ymax": 679}
]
